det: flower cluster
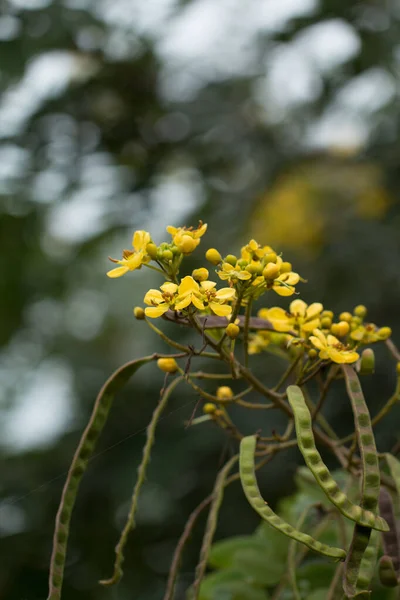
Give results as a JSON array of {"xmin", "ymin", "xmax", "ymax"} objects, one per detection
[
  {"xmin": 249, "ymin": 301, "xmax": 392, "ymax": 365},
  {"xmin": 206, "ymin": 239, "xmax": 301, "ymax": 300},
  {"xmin": 144, "ymin": 276, "xmax": 235, "ymax": 318},
  {"xmin": 106, "ymin": 222, "xmax": 392, "ymax": 367}
]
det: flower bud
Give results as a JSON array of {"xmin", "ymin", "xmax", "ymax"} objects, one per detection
[
  {"xmin": 246, "ymin": 263, "xmax": 263, "ymax": 275},
  {"xmin": 308, "ymin": 349, "xmax": 317, "ymax": 359},
  {"xmin": 225, "ymin": 323, "xmax": 240, "ymax": 339},
  {"xmin": 339, "ymin": 312, "xmax": 352, "ymax": 323},
  {"xmin": 177, "ymin": 235, "xmax": 197, "ymax": 254},
  {"xmin": 359, "ymin": 348, "xmax": 375, "ymax": 375},
  {"xmin": 237, "ymin": 259, "xmax": 248, "ymax": 268},
  {"xmin": 192, "ymin": 267, "xmax": 209, "ymax": 282},
  {"xmin": 378, "ymin": 327, "xmax": 392, "ymax": 340},
  {"xmin": 203, "ymin": 403, "xmax": 217, "ymax": 414},
  {"xmin": 216, "ymin": 386, "xmax": 234, "ymax": 400},
  {"xmin": 280, "ymin": 261, "xmax": 292, "ymax": 273},
  {"xmin": 146, "ymin": 243, "xmax": 158, "ymax": 259},
  {"xmin": 321, "ymin": 317, "xmax": 332, "ymax": 329},
  {"xmin": 396, "ymin": 363, "xmax": 400, "ymax": 376},
  {"xmin": 157, "ymin": 358, "xmax": 179, "ymax": 373},
  {"xmin": 263, "ymin": 252, "xmax": 277, "ymax": 264},
  {"xmin": 133, "ymin": 307, "xmax": 145, "ymax": 320},
  {"xmin": 205, "ymin": 248, "xmax": 222, "ymax": 265},
  {"xmin": 351, "ymin": 316, "xmax": 362, "ymax": 327},
  {"xmin": 263, "ymin": 262, "xmax": 280, "ymax": 279},
  {"xmin": 224, "ymin": 254, "xmax": 238, "ymax": 266},
  {"xmin": 162, "ymin": 249, "xmax": 173, "ymax": 261},
  {"xmin": 321, "ymin": 310, "xmax": 334, "ymax": 319},
  {"xmin": 331, "ymin": 321, "xmax": 350, "ymax": 337},
  {"xmin": 354, "ymin": 305, "xmax": 367, "ymax": 318}
]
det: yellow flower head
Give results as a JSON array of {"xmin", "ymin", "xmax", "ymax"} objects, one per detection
[
  {"xmin": 262, "ymin": 256, "xmax": 300, "ymax": 296},
  {"xmin": 144, "ymin": 281, "xmax": 179, "ymax": 318},
  {"xmin": 241, "ymin": 239, "xmax": 276, "ymax": 262},
  {"xmin": 107, "ymin": 230, "xmax": 151, "ymax": 278},
  {"xmin": 310, "ymin": 329, "xmax": 359, "ymax": 364},
  {"xmin": 167, "ymin": 222, "xmax": 207, "ymax": 254},
  {"xmin": 217, "ymin": 261, "xmax": 252, "ymax": 282},
  {"xmin": 350, "ymin": 323, "xmax": 391, "ymax": 344},
  {"xmin": 144, "ymin": 276, "xmax": 235, "ymax": 318},
  {"xmin": 260, "ymin": 299, "xmax": 323, "ymax": 336}
]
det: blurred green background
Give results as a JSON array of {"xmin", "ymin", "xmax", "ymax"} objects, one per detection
[{"xmin": 1, "ymin": 0, "xmax": 400, "ymax": 598}]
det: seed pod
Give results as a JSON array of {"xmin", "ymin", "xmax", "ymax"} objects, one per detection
[
  {"xmin": 287, "ymin": 385, "xmax": 388, "ymax": 532},
  {"xmin": 47, "ymin": 354, "xmax": 157, "ymax": 600},
  {"xmin": 342, "ymin": 367, "xmax": 381, "ymax": 515},
  {"xmin": 239, "ymin": 435, "xmax": 346, "ymax": 561},
  {"xmin": 355, "ymin": 529, "xmax": 380, "ymax": 592},
  {"xmin": 378, "ymin": 555, "xmax": 399, "ymax": 587},
  {"xmin": 342, "ymin": 365, "xmax": 386, "ymax": 597},
  {"xmin": 384, "ymin": 453, "xmax": 400, "ymax": 502},
  {"xmin": 379, "ymin": 487, "xmax": 400, "ymax": 579}
]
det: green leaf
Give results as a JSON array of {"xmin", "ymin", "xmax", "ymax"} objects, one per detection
[
  {"xmin": 209, "ymin": 536, "xmax": 285, "ymax": 586},
  {"xmin": 198, "ymin": 569, "xmax": 270, "ymax": 600}
]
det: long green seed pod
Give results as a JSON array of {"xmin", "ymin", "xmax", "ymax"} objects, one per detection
[
  {"xmin": 378, "ymin": 555, "xmax": 399, "ymax": 587},
  {"xmin": 355, "ymin": 529, "xmax": 380, "ymax": 592},
  {"xmin": 100, "ymin": 375, "xmax": 183, "ymax": 587},
  {"xmin": 343, "ymin": 524, "xmax": 372, "ymax": 598},
  {"xmin": 47, "ymin": 354, "xmax": 158, "ymax": 600},
  {"xmin": 342, "ymin": 366, "xmax": 384, "ymax": 598},
  {"xmin": 342, "ymin": 366, "xmax": 381, "ymax": 515},
  {"xmin": 239, "ymin": 435, "xmax": 346, "ymax": 560},
  {"xmin": 190, "ymin": 454, "xmax": 239, "ymax": 600},
  {"xmin": 384, "ymin": 453, "xmax": 400, "ymax": 501},
  {"xmin": 287, "ymin": 385, "xmax": 388, "ymax": 532},
  {"xmin": 379, "ymin": 487, "xmax": 400, "ymax": 578}
]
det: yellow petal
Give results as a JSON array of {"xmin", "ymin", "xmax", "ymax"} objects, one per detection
[
  {"xmin": 192, "ymin": 295, "xmax": 205, "ymax": 310},
  {"xmin": 265, "ymin": 308, "xmax": 293, "ymax": 332},
  {"xmin": 125, "ymin": 252, "xmax": 143, "ymax": 270},
  {"xmin": 200, "ymin": 280, "xmax": 216, "ymax": 292},
  {"xmin": 133, "ymin": 230, "xmax": 151, "ymax": 252},
  {"xmin": 210, "ymin": 302, "xmax": 232, "ymax": 317},
  {"xmin": 310, "ymin": 336, "xmax": 325, "ymax": 351},
  {"xmin": 160, "ymin": 282, "xmax": 178, "ymax": 294},
  {"xmin": 194, "ymin": 222, "xmax": 208, "ymax": 238},
  {"xmin": 237, "ymin": 271, "xmax": 252, "ymax": 280},
  {"xmin": 306, "ymin": 302, "xmax": 323, "ymax": 320},
  {"xmin": 341, "ymin": 351, "xmax": 360, "ymax": 364},
  {"xmin": 175, "ymin": 295, "xmax": 192, "ymax": 310},
  {"xmin": 327, "ymin": 334, "xmax": 341, "ymax": 346},
  {"xmin": 258, "ymin": 308, "xmax": 269, "ymax": 320},
  {"xmin": 166, "ymin": 225, "xmax": 178, "ymax": 235},
  {"xmin": 302, "ymin": 318, "xmax": 321, "ymax": 332},
  {"xmin": 216, "ymin": 271, "xmax": 230, "ymax": 280},
  {"xmin": 312, "ymin": 329, "xmax": 327, "ymax": 344},
  {"xmin": 215, "ymin": 288, "xmax": 236, "ymax": 301},
  {"xmin": 273, "ymin": 284, "xmax": 296, "ymax": 297},
  {"xmin": 107, "ymin": 266, "xmax": 129, "ymax": 278},
  {"xmin": 145, "ymin": 305, "xmax": 169, "ymax": 318},
  {"xmin": 327, "ymin": 348, "xmax": 348, "ymax": 364},
  {"xmin": 290, "ymin": 299, "xmax": 307, "ymax": 317},
  {"xmin": 179, "ymin": 276, "xmax": 199, "ymax": 295},
  {"xmin": 280, "ymin": 272, "xmax": 300, "ymax": 285},
  {"xmin": 144, "ymin": 289, "xmax": 164, "ymax": 305}
]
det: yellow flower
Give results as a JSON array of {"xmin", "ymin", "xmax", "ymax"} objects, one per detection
[
  {"xmin": 241, "ymin": 239, "xmax": 276, "ymax": 261},
  {"xmin": 350, "ymin": 323, "xmax": 390, "ymax": 344},
  {"xmin": 175, "ymin": 276, "xmax": 235, "ymax": 317},
  {"xmin": 144, "ymin": 276, "xmax": 235, "ymax": 318},
  {"xmin": 167, "ymin": 222, "xmax": 207, "ymax": 254},
  {"xmin": 217, "ymin": 262, "xmax": 252, "ymax": 282},
  {"xmin": 144, "ymin": 282, "xmax": 179, "ymax": 318},
  {"xmin": 107, "ymin": 230, "xmax": 151, "ymax": 278},
  {"xmin": 310, "ymin": 329, "xmax": 359, "ymax": 364},
  {"xmin": 260, "ymin": 300, "xmax": 323, "ymax": 336}
]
